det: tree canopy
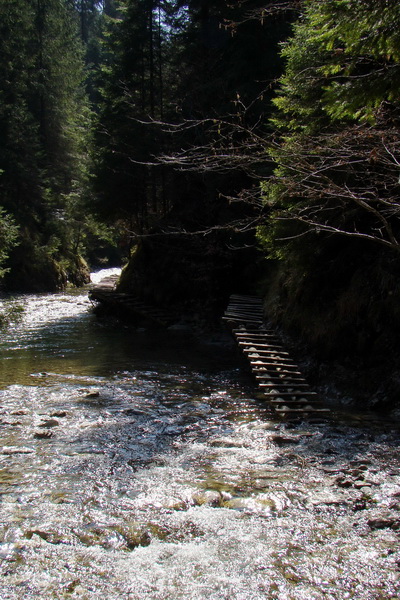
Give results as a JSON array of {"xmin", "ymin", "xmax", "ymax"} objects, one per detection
[
  {"xmin": 260, "ymin": 0, "xmax": 400, "ymax": 254},
  {"xmin": 2, "ymin": 0, "xmax": 400, "ymax": 365},
  {"xmin": 0, "ymin": 0, "xmax": 94, "ymax": 289}
]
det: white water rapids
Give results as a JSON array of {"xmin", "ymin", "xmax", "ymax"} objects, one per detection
[{"xmin": 0, "ymin": 270, "xmax": 399, "ymax": 599}]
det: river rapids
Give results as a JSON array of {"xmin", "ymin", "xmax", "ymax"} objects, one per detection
[{"xmin": 0, "ymin": 269, "xmax": 399, "ymax": 599}]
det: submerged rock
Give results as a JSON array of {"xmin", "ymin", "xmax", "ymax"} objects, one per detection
[
  {"xmin": 209, "ymin": 437, "xmax": 245, "ymax": 448},
  {"xmin": 1, "ymin": 446, "xmax": 34, "ymax": 454},
  {"xmin": 34, "ymin": 430, "xmax": 53, "ymax": 439},
  {"xmin": 368, "ymin": 513, "xmax": 400, "ymax": 531},
  {"xmin": 114, "ymin": 523, "xmax": 151, "ymax": 549},
  {"xmin": 38, "ymin": 418, "xmax": 59, "ymax": 428},
  {"xmin": 192, "ymin": 490, "xmax": 223, "ymax": 507},
  {"xmin": 270, "ymin": 434, "xmax": 301, "ymax": 446},
  {"xmin": 85, "ymin": 390, "xmax": 100, "ymax": 398}
]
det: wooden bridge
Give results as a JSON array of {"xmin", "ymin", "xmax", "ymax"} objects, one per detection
[
  {"xmin": 223, "ymin": 294, "xmax": 329, "ymax": 418},
  {"xmin": 89, "ymin": 276, "xmax": 177, "ymax": 328}
]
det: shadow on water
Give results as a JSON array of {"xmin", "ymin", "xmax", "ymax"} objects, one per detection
[
  {"xmin": 0, "ymin": 298, "xmax": 245, "ymax": 387},
  {"xmin": 0, "ymin": 284, "xmax": 266, "ymax": 497}
]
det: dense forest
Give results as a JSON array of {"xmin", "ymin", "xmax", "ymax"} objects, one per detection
[{"xmin": 1, "ymin": 0, "xmax": 400, "ymax": 404}]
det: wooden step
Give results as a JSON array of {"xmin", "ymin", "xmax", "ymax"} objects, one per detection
[
  {"xmin": 261, "ymin": 391, "xmax": 318, "ymax": 398},
  {"xmin": 242, "ymin": 348, "xmax": 290, "ymax": 357},
  {"xmin": 223, "ymin": 294, "xmax": 329, "ymax": 418},
  {"xmin": 257, "ymin": 381, "xmax": 310, "ymax": 388},
  {"xmin": 238, "ymin": 343, "xmax": 289, "ymax": 354},
  {"xmin": 253, "ymin": 366, "xmax": 303, "ymax": 375},
  {"xmin": 274, "ymin": 407, "xmax": 330, "ymax": 414},
  {"xmin": 249, "ymin": 360, "xmax": 301, "ymax": 369}
]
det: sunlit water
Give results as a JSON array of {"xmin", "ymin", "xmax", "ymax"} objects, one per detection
[{"xmin": 0, "ymin": 270, "xmax": 399, "ymax": 599}]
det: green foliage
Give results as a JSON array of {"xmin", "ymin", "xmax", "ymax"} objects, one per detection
[
  {"xmin": 257, "ymin": 0, "xmax": 400, "ymax": 359},
  {"xmin": 94, "ymin": 0, "xmax": 291, "ymax": 235},
  {"xmin": 0, "ymin": 0, "xmax": 95, "ymax": 290},
  {"xmin": 273, "ymin": 0, "xmax": 400, "ymax": 128},
  {"xmin": 0, "ymin": 301, "xmax": 24, "ymax": 331},
  {"xmin": 262, "ymin": 0, "xmax": 400, "ymax": 259},
  {"xmin": 0, "ymin": 208, "xmax": 19, "ymax": 278}
]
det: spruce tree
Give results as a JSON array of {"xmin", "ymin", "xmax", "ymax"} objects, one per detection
[
  {"xmin": 0, "ymin": 0, "xmax": 92, "ymax": 290},
  {"xmin": 94, "ymin": 0, "xmax": 169, "ymax": 233},
  {"xmin": 261, "ymin": 0, "xmax": 400, "ymax": 252}
]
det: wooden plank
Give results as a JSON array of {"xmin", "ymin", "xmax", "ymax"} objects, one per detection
[
  {"xmin": 223, "ymin": 319, "xmax": 263, "ymax": 325},
  {"xmin": 243, "ymin": 346, "xmax": 291, "ymax": 354},
  {"xmin": 238, "ymin": 341, "xmax": 285, "ymax": 347},
  {"xmin": 230, "ymin": 295, "xmax": 262, "ymax": 303},
  {"xmin": 226, "ymin": 305, "xmax": 262, "ymax": 309},
  {"xmin": 253, "ymin": 365, "xmax": 302, "ymax": 372},
  {"xmin": 224, "ymin": 319, "xmax": 263, "ymax": 324},
  {"xmin": 257, "ymin": 382, "xmax": 310, "ymax": 388},
  {"xmin": 228, "ymin": 304, "xmax": 263, "ymax": 310},
  {"xmin": 268, "ymin": 398, "xmax": 319, "ymax": 405},
  {"xmin": 274, "ymin": 407, "xmax": 330, "ymax": 414},
  {"xmin": 238, "ymin": 341, "xmax": 289, "ymax": 351},
  {"xmin": 223, "ymin": 294, "xmax": 329, "ymax": 417},
  {"xmin": 252, "ymin": 366, "xmax": 303, "ymax": 374},
  {"xmin": 258, "ymin": 381, "xmax": 309, "ymax": 387},
  {"xmin": 261, "ymin": 391, "xmax": 317, "ymax": 397},
  {"xmin": 225, "ymin": 308, "xmax": 263, "ymax": 314},
  {"xmin": 228, "ymin": 313, "xmax": 263, "ymax": 318},
  {"xmin": 241, "ymin": 347, "xmax": 290, "ymax": 356},
  {"xmin": 225, "ymin": 314, "xmax": 263, "ymax": 320},
  {"xmin": 256, "ymin": 376, "xmax": 307, "ymax": 382},
  {"xmin": 249, "ymin": 359, "xmax": 297, "ymax": 367},
  {"xmin": 249, "ymin": 357, "xmax": 298, "ymax": 365},
  {"xmin": 234, "ymin": 332, "xmax": 280, "ymax": 339},
  {"xmin": 255, "ymin": 374, "xmax": 307, "ymax": 382}
]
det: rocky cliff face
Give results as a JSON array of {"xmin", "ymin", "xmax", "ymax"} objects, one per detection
[
  {"xmin": 261, "ymin": 245, "xmax": 400, "ymax": 412},
  {"xmin": 5, "ymin": 244, "xmax": 90, "ymax": 292},
  {"xmin": 117, "ymin": 234, "xmax": 262, "ymax": 326}
]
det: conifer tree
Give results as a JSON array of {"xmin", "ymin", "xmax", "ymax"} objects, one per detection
[
  {"xmin": 0, "ymin": 0, "xmax": 92, "ymax": 289},
  {"xmin": 94, "ymin": 0, "xmax": 170, "ymax": 232},
  {"xmin": 261, "ymin": 0, "xmax": 400, "ymax": 253}
]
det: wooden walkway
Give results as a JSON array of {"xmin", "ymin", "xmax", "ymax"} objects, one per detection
[
  {"xmin": 223, "ymin": 295, "xmax": 329, "ymax": 418},
  {"xmin": 89, "ymin": 276, "xmax": 176, "ymax": 327}
]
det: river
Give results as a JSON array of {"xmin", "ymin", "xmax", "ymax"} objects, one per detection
[{"xmin": 0, "ymin": 269, "xmax": 399, "ymax": 599}]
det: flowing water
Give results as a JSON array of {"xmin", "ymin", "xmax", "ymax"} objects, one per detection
[{"xmin": 0, "ymin": 270, "xmax": 399, "ymax": 600}]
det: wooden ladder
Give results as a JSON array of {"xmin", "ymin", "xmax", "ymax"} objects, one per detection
[{"xmin": 223, "ymin": 295, "xmax": 329, "ymax": 417}]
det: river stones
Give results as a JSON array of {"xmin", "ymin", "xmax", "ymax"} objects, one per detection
[
  {"xmin": 72, "ymin": 522, "xmax": 150, "ymax": 550},
  {"xmin": 270, "ymin": 434, "xmax": 301, "ymax": 446},
  {"xmin": 113, "ymin": 522, "xmax": 151, "ymax": 549},
  {"xmin": 85, "ymin": 390, "xmax": 100, "ymax": 398},
  {"xmin": 24, "ymin": 527, "xmax": 75, "ymax": 545},
  {"xmin": 306, "ymin": 490, "xmax": 348, "ymax": 507},
  {"xmin": 164, "ymin": 497, "xmax": 191, "ymax": 511},
  {"xmin": 0, "ymin": 446, "xmax": 34, "ymax": 455},
  {"xmin": 34, "ymin": 430, "xmax": 53, "ymax": 439},
  {"xmin": 0, "ymin": 542, "xmax": 24, "ymax": 562},
  {"xmin": 222, "ymin": 492, "xmax": 290, "ymax": 514},
  {"xmin": 38, "ymin": 418, "xmax": 59, "ymax": 428},
  {"xmin": 209, "ymin": 437, "xmax": 245, "ymax": 448},
  {"xmin": 242, "ymin": 421, "xmax": 277, "ymax": 431},
  {"xmin": 192, "ymin": 490, "xmax": 223, "ymax": 507},
  {"xmin": 77, "ymin": 388, "xmax": 101, "ymax": 399},
  {"xmin": 368, "ymin": 512, "xmax": 400, "ymax": 531}
]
